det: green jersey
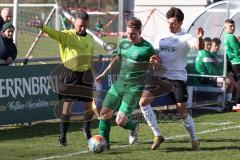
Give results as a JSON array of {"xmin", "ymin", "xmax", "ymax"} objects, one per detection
[
  {"xmin": 195, "ymin": 50, "xmax": 222, "ymax": 75},
  {"xmin": 117, "ymin": 38, "xmax": 155, "ymax": 85},
  {"xmin": 224, "ymin": 32, "xmax": 240, "ymax": 64},
  {"xmin": 95, "ymin": 22, "xmax": 103, "ymax": 31}
]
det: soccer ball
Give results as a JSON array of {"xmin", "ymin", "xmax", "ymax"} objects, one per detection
[{"xmin": 88, "ymin": 135, "xmax": 107, "ymax": 153}]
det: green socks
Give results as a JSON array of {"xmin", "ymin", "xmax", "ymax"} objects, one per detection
[
  {"xmin": 99, "ymin": 119, "xmax": 111, "ymax": 144},
  {"xmin": 123, "ymin": 119, "xmax": 137, "ymax": 130}
]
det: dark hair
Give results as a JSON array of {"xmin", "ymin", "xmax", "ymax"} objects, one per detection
[
  {"xmin": 166, "ymin": 7, "xmax": 184, "ymax": 22},
  {"xmin": 225, "ymin": 19, "xmax": 235, "ymax": 24},
  {"xmin": 127, "ymin": 17, "xmax": 142, "ymax": 30},
  {"xmin": 212, "ymin": 37, "xmax": 221, "ymax": 45},
  {"xmin": 204, "ymin": 37, "xmax": 212, "ymax": 42},
  {"xmin": 76, "ymin": 11, "xmax": 89, "ymax": 21}
]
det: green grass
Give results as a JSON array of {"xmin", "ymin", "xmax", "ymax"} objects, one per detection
[
  {"xmin": 17, "ymin": 31, "xmax": 118, "ymax": 58},
  {"xmin": 0, "ymin": 111, "xmax": 240, "ymax": 160}
]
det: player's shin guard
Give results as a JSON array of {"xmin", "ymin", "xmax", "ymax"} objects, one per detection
[
  {"xmin": 60, "ymin": 114, "xmax": 70, "ymax": 138},
  {"xmin": 140, "ymin": 104, "xmax": 161, "ymax": 136},
  {"xmin": 99, "ymin": 119, "xmax": 111, "ymax": 144},
  {"xmin": 183, "ymin": 114, "xmax": 197, "ymax": 141}
]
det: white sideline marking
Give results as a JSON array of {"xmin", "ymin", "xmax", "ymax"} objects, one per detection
[
  {"xmin": 36, "ymin": 125, "xmax": 240, "ymax": 160},
  {"xmin": 36, "ymin": 145, "xmax": 131, "ymax": 160},
  {"xmin": 198, "ymin": 122, "xmax": 233, "ymax": 126}
]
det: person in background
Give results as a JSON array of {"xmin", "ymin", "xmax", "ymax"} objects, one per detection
[
  {"xmin": 95, "ymin": 19, "xmax": 103, "ymax": 37},
  {"xmin": 0, "ymin": 22, "xmax": 17, "ymax": 66},
  {"xmin": 0, "ymin": 8, "xmax": 12, "ymax": 30},
  {"xmin": 224, "ymin": 19, "xmax": 240, "ymax": 109},
  {"xmin": 211, "ymin": 37, "xmax": 234, "ymax": 104},
  {"xmin": 195, "ymin": 37, "xmax": 234, "ymax": 105}
]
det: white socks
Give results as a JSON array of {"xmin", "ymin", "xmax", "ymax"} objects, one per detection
[
  {"xmin": 183, "ymin": 114, "xmax": 198, "ymax": 141},
  {"xmin": 140, "ymin": 105, "xmax": 160, "ymax": 137}
]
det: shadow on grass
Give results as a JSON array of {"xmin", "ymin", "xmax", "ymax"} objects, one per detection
[
  {"xmin": 0, "ymin": 118, "xmax": 122, "ymax": 141},
  {"xmin": 142, "ymin": 138, "xmax": 240, "ymax": 152},
  {"xmin": 0, "ymin": 119, "xmax": 101, "ymax": 141}
]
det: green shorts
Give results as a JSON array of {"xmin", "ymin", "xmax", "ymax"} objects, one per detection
[{"xmin": 102, "ymin": 82, "xmax": 143, "ymax": 116}]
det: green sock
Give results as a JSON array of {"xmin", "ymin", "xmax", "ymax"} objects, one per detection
[
  {"xmin": 99, "ymin": 119, "xmax": 111, "ymax": 144},
  {"xmin": 123, "ymin": 119, "xmax": 137, "ymax": 130}
]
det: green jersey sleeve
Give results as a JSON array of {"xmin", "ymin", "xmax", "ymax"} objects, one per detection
[{"xmin": 195, "ymin": 50, "xmax": 206, "ymax": 75}]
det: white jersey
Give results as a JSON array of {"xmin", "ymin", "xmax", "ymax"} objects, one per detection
[{"xmin": 154, "ymin": 31, "xmax": 196, "ymax": 81}]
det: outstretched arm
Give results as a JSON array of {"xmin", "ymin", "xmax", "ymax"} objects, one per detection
[
  {"xmin": 29, "ymin": 19, "xmax": 64, "ymax": 43},
  {"xmin": 194, "ymin": 27, "xmax": 204, "ymax": 50}
]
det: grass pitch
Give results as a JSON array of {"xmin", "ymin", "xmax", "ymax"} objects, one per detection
[{"xmin": 0, "ymin": 111, "xmax": 240, "ymax": 160}]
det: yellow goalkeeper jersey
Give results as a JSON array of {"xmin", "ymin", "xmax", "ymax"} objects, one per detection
[{"xmin": 42, "ymin": 25, "xmax": 94, "ymax": 72}]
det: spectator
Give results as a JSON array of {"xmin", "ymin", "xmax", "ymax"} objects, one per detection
[
  {"xmin": 95, "ymin": 19, "xmax": 103, "ymax": 37},
  {"xmin": 224, "ymin": 19, "xmax": 240, "ymax": 108},
  {"xmin": 195, "ymin": 37, "xmax": 234, "ymax": 103},
  {"xmin": 0, "ymin": 22, "xmax": 17, "ymax": 66},
  {"xmin": 0, "ymin": 8, "xmax": 12, "ymax": 30},
  {"xmin": 211, "ymin": 37, "xmax": 234, "ymax": 103}
]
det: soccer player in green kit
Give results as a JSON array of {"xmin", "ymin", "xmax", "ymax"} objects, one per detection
[
  {"xmin": 195, "ymin": 37, "xmax": 220, "ymax": 77},
  {"xmin": 95, "ymin": 17, "xmax": 158, "ymax": 148},
  {"xmin": 224, "ymin": 19, "xmax": 240, "ymax": 108}
]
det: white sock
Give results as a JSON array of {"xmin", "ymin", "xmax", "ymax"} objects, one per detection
[
  {"xmin": 183, "ymin": 114, "xmax": 198, "ymax": 141},
  {"xmin": 226, "ymin": 93, "xmax": 232, "ymax": 102},
  {"xmin": 140, "ymin": 104, "xmax": 160, "ymax": 136}
]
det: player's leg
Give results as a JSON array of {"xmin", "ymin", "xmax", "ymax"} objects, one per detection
[
  {"xmin": 231, "ymin": 64, "xmax": 240, "ymax": 107},
  {"xmin": 139, "ymin": 90, "xmax": 163, "ymax": 149},
  {"xmin": 99, "ymin": 107, "xmax": 114, "ymax": 149},
  {"xmin": 139, "ymin": 78, "xmax": 173, "ymax": 149},
  {"xmin": 172, "ymin": 80, "xmax": 199, "ymax": 151},
  {"xmin": 115, "ymin": 87, "xmax": 141, "ymax": 145},
  {"xmin": 59, "ymin": 100, "xmax": 72, "ymax": 146},
  {"xmin": 99, "ymin": 85, "xmax": 122, "ymax": 148},
  {"xmin": 226, "ymin": 77, "xmax": 234, "ymax": 102},
  {"xmin": 82, "ymin": 101, "xmax": 94, "ymax": 140}
]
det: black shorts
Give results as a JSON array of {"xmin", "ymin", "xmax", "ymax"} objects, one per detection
[
  {"xmin": 52, "ymin": 65, "xmax": 93, "ymax": 102},
  {"xmin": 144, "ymin": 76, "xmax": 174, "ymax": 99},
  {"xmin": 164, "ymin": 78, "xmax": 188, "ymax": 103}
]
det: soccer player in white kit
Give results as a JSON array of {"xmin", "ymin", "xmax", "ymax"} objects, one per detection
[{"xmin": 139, "ymin": 7, "xmax": 204, "ymax": 150}]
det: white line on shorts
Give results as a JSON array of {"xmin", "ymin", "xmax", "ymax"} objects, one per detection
[{"xmin": 36, "ymin": 125, "xmax": 240, "ymax": 160}]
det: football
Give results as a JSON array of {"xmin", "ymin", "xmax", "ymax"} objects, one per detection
[{"xmin": 88, "ymin": 135, "xmax": 107, "ymax": 153}]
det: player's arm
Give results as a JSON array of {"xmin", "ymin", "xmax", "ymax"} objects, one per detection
[
  {"xmin": 29, "ymin": 19, "xmax": 66, "ymax": 43},
  {"xmin": 42, "ymin": 25, "xmax": 65, "ymax": 42},
  {"xmin": 194, "ymin": 27, "xmax": 204, "ymax": 50},
  {"xmin": 229, "ymin": 35, "xmax": 240, "ymax": 57},
  {"xmin": 95, "ymin": 55, "xmax": 121, "ymax": 83}
]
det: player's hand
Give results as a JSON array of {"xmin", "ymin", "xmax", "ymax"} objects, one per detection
[
  {"xmin": 196, "ymin": 27, "xmax": 204, "ymax": 38},
  {"xmin": 95, "ymin": 74, "xmax": 105, "ymax": 84},
  {"xmin": 28, "ymin": 19, "xmax": 43, "ymax": 28},
  {"xmin": 150, "ymin": 55, "xmax": 160, "ymax": 63}
]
